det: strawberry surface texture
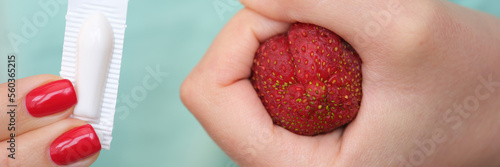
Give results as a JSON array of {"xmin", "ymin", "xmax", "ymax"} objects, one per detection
[{"xmin": 251, "ymin": 23, "xmax": 362, "ymax": 136}]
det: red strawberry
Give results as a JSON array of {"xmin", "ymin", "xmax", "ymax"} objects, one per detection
[{"xmin": 251, "ymin": 23, "xmax": 362, "ymax": 136}]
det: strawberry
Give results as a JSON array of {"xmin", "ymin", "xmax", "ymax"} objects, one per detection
[{"xmin": 251, "ymin": 23, "xmax": 362, "ymax": 136}]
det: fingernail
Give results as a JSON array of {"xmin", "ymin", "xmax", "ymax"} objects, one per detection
[
  {"xmin": 50, "ymin": 124, "xmax": 101, "ymax": 165},
  {"xmin": 25, "ymin": 79, "xmax": 77, "ymax": 117}
]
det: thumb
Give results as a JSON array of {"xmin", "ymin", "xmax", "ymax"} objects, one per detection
[{"xmin": 240, "ymin": 0, "xmax": 425, "ymax": 51}]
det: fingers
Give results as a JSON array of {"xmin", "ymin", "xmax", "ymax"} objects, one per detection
[
  {"xmin": 0, "ymin": 74, "xmax": 77, "ymax": 140},
  {"xmin": 0, "ymin": 119, "xmax": 100, "ymax": 166},
  {"xmin": 181, "ymin": 8, "xmax": 289, "ymax": 159}
]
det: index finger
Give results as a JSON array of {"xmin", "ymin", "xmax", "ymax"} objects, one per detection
[
  {"xmin": 207, "ymin": 10, "xmax": 290, "ymax": 87},
  {"xmin": 0, "ymin": 75, "xmax": 76, "ymax": 141}
]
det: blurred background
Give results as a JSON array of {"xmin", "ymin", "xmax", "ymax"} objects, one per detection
[{"xmin": 0, "ymin": 0, "xmax": 499, "ymax": 166}]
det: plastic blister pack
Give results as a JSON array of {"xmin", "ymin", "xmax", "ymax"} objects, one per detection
[{"xmin": 60, "ymin": 0, "xmax": 129, "ymax": 150}]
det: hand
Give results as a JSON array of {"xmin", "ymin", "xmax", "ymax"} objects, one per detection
[
  {"xmin": 181, "ymin": 0, "xmax": 500, "ymax": 166},
  {"xmin": 1, "ymin": 75, "xmax": 101, "ymax": 166}
]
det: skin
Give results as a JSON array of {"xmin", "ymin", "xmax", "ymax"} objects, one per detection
[
  {"xmin": 0, "ymin": 74, "xmax": 99, "ymax": 167},
  {"xmin": 181, "ymin": 0, "xmax": 500, "ymax": 166}
]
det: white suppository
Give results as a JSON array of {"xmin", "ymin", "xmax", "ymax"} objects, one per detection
[
  {"xmin": 60, "ymin": 0, "xmax": 130, "ymax": 150},
  {"xmin": 75, "ymin": 12, "xmax": 114, "ymax": 122}
]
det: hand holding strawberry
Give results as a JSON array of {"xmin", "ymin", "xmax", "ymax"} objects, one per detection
[{"xmin": 182, "ymin": 0, "xmax": 500, "ymax": 166}]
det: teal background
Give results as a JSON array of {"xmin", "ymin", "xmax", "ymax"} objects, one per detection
[{"xmin": 1, "ymin": 0, "xmax": 499, "ymax": 166}]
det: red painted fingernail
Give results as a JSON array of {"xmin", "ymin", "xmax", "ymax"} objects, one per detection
[
  {"xmin": 25, "ymin": 79, "xmax": 77, "ymax": 117},
  {"xmin": 50, "ymin": 124, "xmax": 101, "ymax": 165}
]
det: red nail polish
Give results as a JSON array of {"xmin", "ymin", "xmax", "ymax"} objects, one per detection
[
  {"xmin": 25, "ymin": 79, "xmax": 77, "ymax": 117},
  {"xmin": 50, "ymin": 124, "xmax": 101, "ymax": 165}
]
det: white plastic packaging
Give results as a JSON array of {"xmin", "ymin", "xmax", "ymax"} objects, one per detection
[{"xmin": 60, "ymin": 0, "xmax": 129, "ymax": 150}]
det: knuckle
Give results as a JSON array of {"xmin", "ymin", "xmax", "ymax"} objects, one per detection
[{"xmin": 390, "ymin": 0, "xmax": 453, "ymax": 52}]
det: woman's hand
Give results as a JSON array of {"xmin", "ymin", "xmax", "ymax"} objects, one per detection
[
  {"xmin": 1, "ymin": 74, "xmax": 100, "ymax": 166},
  {"xmin": 181, "ymin": 0, "xmax": 500, "ymax": 166}
]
